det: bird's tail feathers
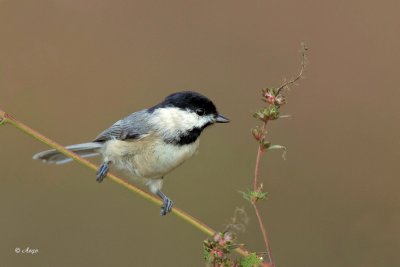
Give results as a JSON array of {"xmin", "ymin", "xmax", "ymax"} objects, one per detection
[{"xmin": 33, "ymin": 142, "xmax": 103, "ymax": 164}]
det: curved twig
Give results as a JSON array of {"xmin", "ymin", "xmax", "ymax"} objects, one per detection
[{"xmin": 276, "ymin": 42, "xmax": 308, "ymax": 94}]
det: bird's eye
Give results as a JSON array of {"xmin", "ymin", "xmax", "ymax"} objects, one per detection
[{"xmin": 195, "ymin": 108, "xmax": 205, "ymax": 116}]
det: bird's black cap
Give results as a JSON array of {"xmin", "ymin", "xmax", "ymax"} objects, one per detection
[
  {"xmin": 149, "ymin": 91, "xmax": 217, "ymax": 115},
  {"xmin": 162, "ymin": 91, "xmax": 217, "ymax": 114}
]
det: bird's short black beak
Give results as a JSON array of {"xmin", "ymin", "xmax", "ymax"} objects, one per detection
[{"xmin": 215, "ymin": 114, "xmax": 230, "ymax": 123}]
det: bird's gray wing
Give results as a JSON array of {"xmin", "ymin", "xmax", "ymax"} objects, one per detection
[{"xmin": 93, "ymin": 109, "xmax": 153, "ymax": 142}]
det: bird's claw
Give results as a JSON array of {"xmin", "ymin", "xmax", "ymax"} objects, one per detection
[
  {"xmin": 157, "ymin": 190, "xmax": 173, "ymax": 216},
  {"xmin": 96, "ymin": 162, "xmax": 109, "ymax": 182},
  {"xmin": 160, "ymin": 197, "xmax": 174, "ymax": 216}
]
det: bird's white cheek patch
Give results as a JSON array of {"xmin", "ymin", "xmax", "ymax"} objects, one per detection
[{"xmin": 150, "ymin": 107, "xmax": 213, "ymax": 134}]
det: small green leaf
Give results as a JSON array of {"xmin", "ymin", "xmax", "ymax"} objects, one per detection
[
  {"xmin": 253, "ymin": 110, "xmax": 265, "ymax": 121},
  {"xmin": 262, "ymin": 107, "xmax": 270, "ymax": 117},
  {"xmin": 254, "ymin": 106, "xmax": 281, "ymax": 121},
  {"xmin": 203, "ymin": 240, "xmax": 213, "ymax": 263},
  {"xmin": 239, "ymin": 189, "xmax": 252, "ymax": 202},
  {"xmin": 239, "ymin": 253, "xmax": 263, "ymax": 267},
  {"xmin": 254, "ymin": 190, "xmax": 268, "ymax": 201},
  {"xmin": 259, "ymin": 139, "xmax": 271, "ymax": 150},
  {"xmin": 0, "ymin": 114, "xmax": 5, "ymax": 126},
  {"xmin": 251, "ymin": 127, "xmax": 264, "ymax": 141},
  {"xmin": 278, "ymin": 114, "xmax": 291, "ymax": 119},
  {"xmin": 239, "ymin": 189, "xmax": 268, "ymax": 203},
  {"xmin": 268, "ymin": 105, "xmax": 280, "ymax": 120},
  {"xmin": 267, "ymin": 145, "xmax": 287, "ymax": 160}
]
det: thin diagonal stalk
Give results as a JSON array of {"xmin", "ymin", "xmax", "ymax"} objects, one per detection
[
  {"xmin": 252, "ymin": 202, "xmax": 274, "ymax": 266},
  {"xmin": 0, "ymin": 109, "xmax": 269, "ymax": 266},
  {"xmin": 253, "ymin": 120, "xmax": 274, "ymax": 266}
]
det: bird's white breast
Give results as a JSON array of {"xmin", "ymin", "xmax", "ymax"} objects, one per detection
[{"xmin": 101, "ymin": 134, "xmax": 200, "ymax": 179}]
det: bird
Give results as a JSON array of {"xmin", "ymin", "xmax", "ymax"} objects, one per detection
[{"xmin": 33, "ymin": 91, "xmax": 229, "ymax": 215}]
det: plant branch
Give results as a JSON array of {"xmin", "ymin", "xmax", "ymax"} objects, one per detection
[
  {"xmin": 276, "ymin": 42, "xmax": 308, "ymax": 94},
  {"xmin": 252, "ymin": 202, "xmax": 274, "ymax": 266},
  {"xmin": 252, "ymin": 120, "xmax": 274, "ymax": 266},
  {"xmin": 0, "ymin": 109, "xmax": 267, "ymax": 265},
  {"xmin": 253, "ymin": 121, "xmax": 267, "ymax": 191}
]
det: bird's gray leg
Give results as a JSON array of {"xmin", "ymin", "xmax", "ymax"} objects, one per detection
[
  {"xmin": 156, "ymin": 190, "xmax": 174, "ymax": 216},
  {"xmin": 96, "ymin": 161, "xmax": 110, "ymax": 182}
]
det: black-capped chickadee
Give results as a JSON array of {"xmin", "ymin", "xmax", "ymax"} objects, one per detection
[{"xmin": 33, "ymin": 91, "xmax": 229, "ymax": 215}]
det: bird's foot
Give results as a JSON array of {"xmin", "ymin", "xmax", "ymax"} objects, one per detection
[
  {"xmin": 96, "ymin": 161, "xmax": 110, "ymax": 182},
  {"xmin": 160, "ymin": 197, "xmax": 174, "ymax": 216},
  {"xmin": 157, "ymin": 190, "xmax": 174, "ymax": 216}
]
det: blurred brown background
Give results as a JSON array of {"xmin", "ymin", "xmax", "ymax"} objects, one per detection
[{"xmin": 1, "ymin": 0, "xmax": 399, "ymax": 266}]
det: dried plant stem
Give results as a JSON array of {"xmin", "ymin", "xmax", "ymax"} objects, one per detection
[
  {"xmin": 253, "ymin": 121, "xmax": 267, "ymax": 190},
  {"xmin": 0, "ymin": 109, "xmax": 268, "ymax": 265},
  {"xmin": 252, "ymin": 202, "xmax": 274, "ymax": 266},
  {"xmin": 253, "ymin": 120, "xmax": 275, "ymax": 266},
  {"xmin": 276, "ymin": 42, "xmax": 308, "ymax": 94}
]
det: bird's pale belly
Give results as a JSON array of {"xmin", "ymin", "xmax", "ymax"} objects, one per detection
[{"xmin": 101, "ymin": 136, "xmax": 200, "ymax": 179}]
